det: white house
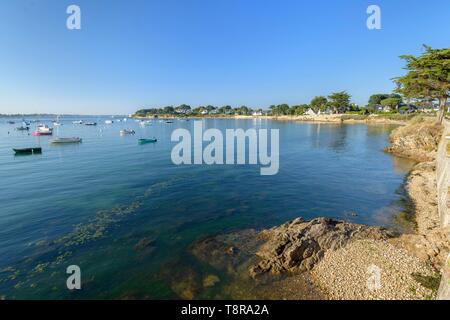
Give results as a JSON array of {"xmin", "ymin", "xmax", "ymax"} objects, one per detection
[{"xmin": 305, "ymin": 108, "xmax": 317, "ymax": 116}]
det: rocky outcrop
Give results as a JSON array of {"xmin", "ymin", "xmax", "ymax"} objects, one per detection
[
  {"xmin": 249, "ymin": 217, "xmax": 392, "ymax": 277},
  {"xmin": 385, "ymin": 117, "xmax": 443, "ymax": 161}
]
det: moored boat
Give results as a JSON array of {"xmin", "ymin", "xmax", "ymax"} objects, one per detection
[
  {"xmin": 13, "ymin": 147, "xmax": 42, "ymax": 155},
  {"xmin": 120, "ymin": 129, "xmax": 135, "ymax": 135},
  {"xmin": 73, "ymin": 120, "xmax": 83, "ymax": 124},
  {"xmin": 85, "ymin": 122, "xmax": 97, "ymax": 126},
  {"xmin": 50, "ymin": 137, "xmax": 82, "ymax": 144},
  {"xmin": 32, "ymin": 131, "xmax": 53, "ymax": 136},
  {"xmin": 105, "ymin": 120, "xmax": 114, "ymax": 124},
  {"xmin": 33, "ymin": 124, "xmax": 53, "ymax": 136},
  {"xmin": 16, "ymin": 126, "xmax": 30, "ymax": 131},
  {"xmin": 138, "ymin": 138, "xmax": 157, "ymax": 144}
]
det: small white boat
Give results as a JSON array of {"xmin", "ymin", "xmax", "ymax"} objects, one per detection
[
  {"xmin": 139, "ymin": 121, "xmax": 152, "ymax": 127},
  {"xmin": 105, "ymin": 120, "xmax": 114, "ymax": 124},
  {"xmin": 73, "ymin": 120, "xmax": 83, "ymax": 124},
  {"xmin": 120, "ymin": 129, "xmax": 135, "ymax": 135},
  {"xmin": 37, "ymin": 124, "xmax": 53, "ymax": 133},
  {"xmin": 51, "ymin": 137, "xmax": 82, "ymax": 144},
  {"xmin": 33, "ymin": 124, "xmax": 53, "ymax": 136}
]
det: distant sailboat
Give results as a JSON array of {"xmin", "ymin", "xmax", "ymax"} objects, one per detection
[{"xmin": 53, "ymin": 115, "xmax": 62, "ymax": 126}]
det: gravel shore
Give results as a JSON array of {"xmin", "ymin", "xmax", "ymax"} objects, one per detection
[
  {"xmin": 311, "ymin": 239, "xmax": 438, "ymax": 300},
  {"xmin": 310, "ymin": 118, "xmax": 448, "ymax": 300}
]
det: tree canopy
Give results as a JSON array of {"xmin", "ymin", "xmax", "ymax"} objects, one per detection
[
  {"xmin": 394, "ymin": 45, "xmax": 450, "ymax": 123},
  {"xmin": 328, "ymin": 91, "xmax": 351, "ymax": 113},
  {"xmin": 380, "ymin": 97, "xmax": 402, "ymax": 109},
  {"xmin": 310, "ymin": 96, "xmax": 328, "ymax": 112}
]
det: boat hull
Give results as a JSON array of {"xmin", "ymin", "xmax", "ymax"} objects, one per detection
[
  {"xmin": 32, "ymin": 132, "xmax": 53, "ymax": 136},
  {"xmin": 120, "ymin": 130, "xmax": 135, "ymax": 135},
  {"xmin": 50, "ymin": 138, "xmax": 82, "ymax": 144},
  {"xmin": 13, "ymin": 148, "xmax": 42, "ymax": 155},
  {"xmin": 138, "ymin": 139, "xmax": 157, "ymax": 144}
]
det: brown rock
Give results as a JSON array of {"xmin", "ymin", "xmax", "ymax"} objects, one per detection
[
  {"xmin": 249, "ymin": 217, "xmax": 392, "ymax": 277},
  {"xmin": 134, "ymin": 238, "xmax": 155, "ymax": 251}
]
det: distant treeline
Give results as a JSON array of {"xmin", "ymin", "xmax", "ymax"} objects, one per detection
[
  {"xmin": 0, "ymin": 114, "xmax": 126, "ymax": 118},
  {"xmin": 134, "ymin": 91, "xmax": 426, "ymax": 117},
  {"xmin": 134, "ymin": 104, "xmax": 263, "ymax": 117},
  {"xmin": 0, "ymin": 114, "xmax": 58, "ymax": 117}
]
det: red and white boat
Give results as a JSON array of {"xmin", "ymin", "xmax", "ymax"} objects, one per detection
[{"xmin": 32, "ymin": 124, "xmax": 53, "ymax": 136}]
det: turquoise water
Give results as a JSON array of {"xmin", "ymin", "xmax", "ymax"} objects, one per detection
[{"xmin": 0, "ymin": 116, "xmax": 414, "ymax": 299}]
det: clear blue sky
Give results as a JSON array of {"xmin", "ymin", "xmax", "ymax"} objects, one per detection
[{"xmin": 0, "ymin": 0, "xmax": 449, "ymax": 115}]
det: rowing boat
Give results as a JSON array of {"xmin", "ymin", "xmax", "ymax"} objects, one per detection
[
  {"xmin": 13, "ymin": 148, "xmax": 42, "ymax": 155},
  {"xmin": 50, "ymin": 137, "xmax": 82, "ymax": 144},
  {"xmin": 138, "ymin": 138, "xmax": 157, "ymax": 144},
  {"xmin": 120, "ymin": 129, "xmax": 135, "ymax": 135}
]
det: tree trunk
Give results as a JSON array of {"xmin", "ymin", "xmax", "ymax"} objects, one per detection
[{"xmin": 437, "ymin": 97, "xmax": 447, "ymax": 125}]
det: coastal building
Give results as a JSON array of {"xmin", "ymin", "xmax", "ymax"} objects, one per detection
[{"xmin": 305, "ymin": 108, "xmax": 317, "ymax": 116}]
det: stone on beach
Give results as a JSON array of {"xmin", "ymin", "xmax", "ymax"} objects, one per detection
[{"xmin": 248, "ymin": 217, "xmax": 392, "ymax": 277}]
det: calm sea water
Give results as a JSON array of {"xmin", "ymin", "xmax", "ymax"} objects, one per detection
[{"xmin": 0, "ymin": 116, "xmax": 415, "ymax": 299}]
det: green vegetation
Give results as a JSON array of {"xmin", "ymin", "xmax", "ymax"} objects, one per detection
[
  {"xmin": 134, "ymin": 104, "xmax": 263, "ymax": 118},
  {"xmin": 328, "ymin": 91, "xmax": 352, "ymax": 114},
  {"xmin": 411, "ymin": 272, "xmax": 441, "ymax": 295},
  {"xmin": 394, "ymin": 45, "xmax": 450, "ymax": 124},
  {"xmin": 380, "ymin": 97, "xmax": 402, "ymax": 110},
  {"xmin": 310, "ymin": 96, "xmax": 328, "ymax": 112}
]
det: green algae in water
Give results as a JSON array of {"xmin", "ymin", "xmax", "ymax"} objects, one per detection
[{"xmin": 0, "ymin": 177, "xmax": 184, "ymax": 298}]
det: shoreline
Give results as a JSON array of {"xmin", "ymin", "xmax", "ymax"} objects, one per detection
[
  {"xmin": 133, "ymin": 113, "xmax": 416, "ymax": 125},
  {"xmin": 190, "ymin": 116, "xmax": 449, "ymax": 300}
]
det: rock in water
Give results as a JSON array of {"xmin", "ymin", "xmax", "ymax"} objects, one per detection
[
  {"xmin": 249, "ymin": 217, "xmax": 393, "ymax": 277},
  {"xmin": 134, "ymin": 238, "xmax": 156, "ymax": 251}
]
